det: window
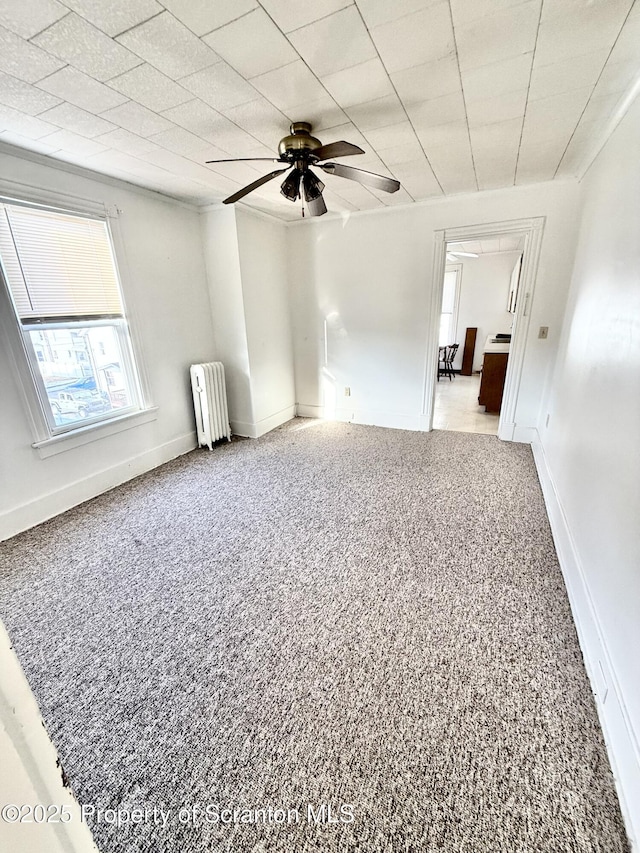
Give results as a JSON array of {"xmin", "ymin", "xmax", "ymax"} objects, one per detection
[
  {"xmin": 439, "ymin": 265, "xmax": 461, "ymax": 347},
  {"xmin": 0, "ymin": 199, "xmax": 142, "ymax": 436}
]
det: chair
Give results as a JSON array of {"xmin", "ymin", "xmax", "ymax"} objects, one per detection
[{"xmin": 438, "ymin": 343, "xmax": 459, "ymax": 381}]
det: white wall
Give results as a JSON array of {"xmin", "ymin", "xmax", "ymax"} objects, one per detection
[
  {"xmin": 236, "ymin": 208, "xmax": 295, "ymax": 434},
  {"xmin": 535, "ymin": 96, "xmax": 640, "ymax": 846},
  {"xmin": 200, "ymin": 205, "xmax": 295, "ymax": 438},
  {"xmin": 452, "ymin": 252, "xmax": 519, "ymax": 372},
  {"xmin": 0, "ymin": 150, "xmax": 215, "ymax": 541},
  {"xmin": 289, "ymin": 181, "xmax": 580, "ymax": 434},
  {"xmin": 199, "ymin": 205, "xmax": 253, "ymax": 428}
]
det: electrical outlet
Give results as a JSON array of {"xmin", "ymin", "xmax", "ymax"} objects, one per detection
[
  {"xmin": 538, "ymin": 326, "xmax": 549, "ymax": 339},
  {"xmin": 344, "ymin": 386, "xmax": 351, "ymax": 396}
]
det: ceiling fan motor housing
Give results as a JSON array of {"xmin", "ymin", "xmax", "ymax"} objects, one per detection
[{"xmin": 278, "ymin": 122, "xmax": 322, "ymax": 163}]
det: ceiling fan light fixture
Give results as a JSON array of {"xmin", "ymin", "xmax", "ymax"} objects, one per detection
[
  {"xmin": 280, "ymin": 168, "xmax": 301, "ymax": 202},
  {"xmin": 302, "ymin": 170, "xmax": 325, "ymax": 201}
]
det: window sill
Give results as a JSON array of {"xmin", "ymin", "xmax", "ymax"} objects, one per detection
[{"xmin": 32, "ymin": 407, "xmax": 158, "ymax": 459}]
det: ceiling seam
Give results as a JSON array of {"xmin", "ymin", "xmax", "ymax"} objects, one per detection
[
  {"xmin": 513, "ymin": 0, "xmax": 544, "ymax": 186},
  {"xmin": 552, "ymin": 0, "xmax": 637, "ymax": 179},
  {"xmin": 447, "ymin": 0, "xmax": 479, "ymax": 193},
  {"xmin": 352, "ymin": 0, "xmax": 443, "ymax": 200}
]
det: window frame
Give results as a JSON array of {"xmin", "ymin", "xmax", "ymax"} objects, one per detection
[{"xmin": 0, "ymin": 180, "xmax": 154, "ymax": 455}]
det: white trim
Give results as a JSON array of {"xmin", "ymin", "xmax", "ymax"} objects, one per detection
[
  {"xmin": 33, "ymin": 407, "xmax": 159, "ymax": 458},
  {"xmin": 532, "ymin": 433, "xmax": 640, "ymax": 851},
  {"xmin": 423, "ymin": 217, "xmax": 546, "ymax": 441},
  {"xmin": 0, "ymin": 431, "xmax": 196, "ymax": 542},
  {"xmin": 512, "ymin": 424, "xmax": 536, "ymax": 443},
  {"xmin": 0, "ymin": 622, "xmax": 100, "ymax": 853},
  {"xmin": 230, "ymin": 404, "xmax": 295, "ymax": 438}
]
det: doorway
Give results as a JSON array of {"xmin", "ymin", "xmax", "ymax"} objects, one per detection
[{"xmin": 423, "ymin": 218, "xmax": 545, "ymax": 441}]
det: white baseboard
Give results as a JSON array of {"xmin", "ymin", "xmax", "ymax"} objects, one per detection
[
  {"xmin": 532, "ymin": 432, "xmax": 640, "ymax": 850},
  {"xmin": 296, "ymin": 403, "xmax": 323, "ymax": 419},
  {"xmin": 512, "ymin": 424, "xmax": 536, "ymax": 443},
  {"xmin": 295, "ymin": 403, "xmax": 424, "ymax": 432},
  {"xmin": 231, "ymin": 404, "xmax": 295, "ymax": 439},
  {"xmin": 0, "ymin": 432, "xmax": 196, "ymax": 542}
]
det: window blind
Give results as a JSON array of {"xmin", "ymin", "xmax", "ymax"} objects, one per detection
[{"xmin": 0, "ymin": 203, "xmax": 124, "ymax": 323}]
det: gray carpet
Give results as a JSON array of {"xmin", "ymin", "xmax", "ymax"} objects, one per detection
[{"xmin": 0, "ymin": 420, "xmax": 630, "ymax": 853}]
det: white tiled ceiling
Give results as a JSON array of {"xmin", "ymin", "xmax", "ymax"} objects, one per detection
[{"xmin": 0, "ymin": 0, "xmax": 638, "ymax": 220}]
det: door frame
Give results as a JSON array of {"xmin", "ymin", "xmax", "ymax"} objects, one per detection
[{"xmin": 422, "ymin": 216, "xmax": 546, "ymax": 440}]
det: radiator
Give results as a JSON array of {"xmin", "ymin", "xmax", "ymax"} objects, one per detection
[{"xmin": 190, "ymin": 362, "xmax": 231, "ymax": 449}]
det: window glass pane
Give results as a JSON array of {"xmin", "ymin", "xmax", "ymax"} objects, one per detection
[
  {"xmin": 439, "ymin": 314, "xmax": 452, "ymax": 347},
  {"xmin": 442, "ymin": 270, "xmax": 457, "ymax": 313},
  {"xmin": 28, "ymin": 325, "xmax": 134, "ymax": 428}
]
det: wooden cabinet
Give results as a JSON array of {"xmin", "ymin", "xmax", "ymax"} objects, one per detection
[{"xmin": 479, "ymin": 352, "xmax": 508, "ymax": 413}]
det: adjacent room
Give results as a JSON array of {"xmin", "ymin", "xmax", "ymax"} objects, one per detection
[
  {"xmin": 0, "ymin": 2, "xmax": 639, "ymax": 853},
  {"xmin": 433, "ymin": 234, "xmax": 525, "ymax": 435}
]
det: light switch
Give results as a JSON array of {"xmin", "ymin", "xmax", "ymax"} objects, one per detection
[{"xmin": 538, "ymin": 326, "xmax": 549, "ymax": 339}]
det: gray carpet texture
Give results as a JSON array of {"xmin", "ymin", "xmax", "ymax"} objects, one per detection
[{"xmin": 0, "ymin": 420, "xmax": 630, "ymax": 853}]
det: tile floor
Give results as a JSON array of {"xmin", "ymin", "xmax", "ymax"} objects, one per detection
[{"xmin": 433, "ymin": 373, "xmax": 500, "ymax": 435}]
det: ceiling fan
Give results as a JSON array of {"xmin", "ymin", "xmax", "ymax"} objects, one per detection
[{"xmin": 206, "ymin": 121, "xmax": 401, "ymax": 217}]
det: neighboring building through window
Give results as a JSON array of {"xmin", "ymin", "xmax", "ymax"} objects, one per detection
[{"xmin": 0, "ymin": 200, "xmax": 142, "ymax": 435}]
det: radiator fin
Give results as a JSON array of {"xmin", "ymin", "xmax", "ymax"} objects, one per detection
[{"xmin": 190, "ymin": 362, "xmax": 231, "ymax": 449}]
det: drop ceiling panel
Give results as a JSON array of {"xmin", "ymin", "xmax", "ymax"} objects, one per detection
[
  {"xmin": 108, "ymin": 64, "xmax": 193, "ymax": 112},
  {"xmin": 99, "ymin": 101, "xmax": 175, "ymax": 137},
  {"xmin": 42, "ymin": 128, "xmax": 108, "ymax": 156},
  {"xmin": 222, "ymin": 98, "xmax": 289, "ymax": 146},
  {"xmin": 203, "ymin": 8, "xmax": 298, "ymax": 79},
  {"xmin": 59, "ymin": 0, "xmax": 163, "ymax": 38},
  {"xmin": 0, "ymin": 71, "xmax": 62, "ymax": 115},
  {"xmin": 356, "ymin": 0, "xmax": 439, "ymax": 30},
  {"xmin": 288, "ymin": 7, "xmax": 377, "ymax": 77},
  {"xmin": 460, "ymin": 53, "xmax": 534, "ymax": 102},
  {"xmin": 116, "ymin": 12, "xmax": 220, "ymax": 79},
  {"xmin": 528, "ymin": 50, "xmax": 609, "ymax": 101},
  {"xmin": 39, "ymin": 102, "xmax": 117, "ymax": 137},
  {"xmin": 454, "ymin": 2, "xmax": 541, "ymax": 72},
  {"xmin": 148, "ymin": 126, "xmax": 213, "ymax": 159},
  {"xmin": 259, "ymin": 0, "xmax": 353, "ymax": 34},
  {"xmin": 37, "ymin": 66, "xmax": 129, "ymax": 113},
  {"xmin": 32, "ymin": 13, "xmax": 142, "ymax": 81},
  {"xmin": 250, "ymin": 61, "xmax": 330, "ymax": 111},
  {"xmin": 0, "ymin": 25, "xmax": 65, "ymax": 83},
  {"xmin": 391, "ymin": 56, "xmax": 461, "ymax": 105},
  {"xmin": 321, "ymin": 58, "xmax": 395, "ymax": 108},
  {"xmin": 369, "ymin": 4, "xmax": 455, "ymax": 74},
  {"xmin": 534, "ymin": 1, "xmax": 633, "ymax": 66},
  {"xmin": 0, "ymin": 0, "xmax": 66, "ymax": 40},
  {"xmin": 0, "ymin": 0, "xmax": 636, "ymax": 218},
  {"xmin": 179, "ymin": 63, "xmax": 261, "ymax": 111},
  {"xmin": 0, "ymin": 104, "xmax": 59, "ymax": 138},
  {"xmin": 94, "ymin": 127, "xmax": 162, "ymax": 156},
  {"xmin": 466, "ymin": 88, "xmax": 528, "ymax": 127},
  {"xmin": 344, "ymin": 94, "xmax": 406, "ymax": 131}
]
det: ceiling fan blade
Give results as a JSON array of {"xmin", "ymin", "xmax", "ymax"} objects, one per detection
[
  {"xmin": 223, "ymin": 168, "xmax": 290, "ymax": 204},
  {"xmin": 307, "ymin": 192, "xmax": 327, "ymax": 217},
  {"xmin": 319, "ymin": 162, "xmax": 400, "ymax": 193},
  {"xmin": 207, "ymin": 157, "xmax": 284, "ymax": 163},
  {"xmin": 311, "ymin": 141, "xmax": 364, "ymax": 161}
]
